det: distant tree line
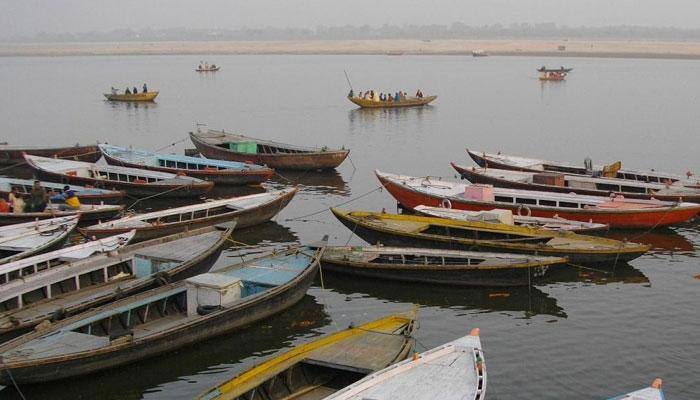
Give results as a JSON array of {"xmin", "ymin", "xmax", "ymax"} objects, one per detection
[{"xmin": 8, "ymin": 23, "xmax": 700, "ymax": 43}]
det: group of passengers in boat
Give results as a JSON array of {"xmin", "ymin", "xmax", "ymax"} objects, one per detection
[
  {"xmin": 198, "ymin": 61, "xmax": 217, "ymax": 70},
  {"xmin": 111, "ymin": 83, "xmax": 148, "ymax": 95},
  {"xmin": 348, "ymin": 89, "xmax": 425, "ymax": 102},
  {"xmin": 0, "ymin": 181, "xmax": 80, "ymax": 214}
]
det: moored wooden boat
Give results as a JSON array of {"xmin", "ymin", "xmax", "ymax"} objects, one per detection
[
  {"xmin": 197, "ymin": 311, "xmax": 417, "ymax": 400},
  {"xmin": 0, "ymin": 203, "xmax": 124, "ymax": 225},
  {"xmin": 321, "ymin": 246, "xmax": 565, "ymax": 286},
  {"xmin": 80, "ymin": 188, "xmax": 297, "ymax": 241},
  {"xmin": 0, "ymin": 238, "xmax": 323, "ymax": 383},
  {"xmin": 324, "ymin": 328, "xmax": 485, "ymax": 400},
  {"xmin": 190, "ymin": 129, "xmax": 349, "ymax": 170},
  {"xmin": 0, "ymin": 216, "xmax": 78, "ymax": 265},
  {"xmin": 347, "ymin": 95, "xmax": 437, "ymax": 109},
  {"xmin": 0, "ymin": 143, "xmax": 100, "ymax": 165},
  {"xmin": 0, "ymin": 225, "xmax": 232, "ymax": 334},
  {"xmin": 331, "ymin": 208, "xmax": 650, "ymax": 264},
  {"xmin": 467, "ymin": 149, "xmax": 692, "ymax": 185},
  {"xmin": 607, "ymin": 378, "xmax": 664, "ymax": 400},
  {"xmin": 376, "ymin": 170, "xmax": 700, "ymax": 229},
  {"xmin": 453, "ymin": 165, "xmax": 700, "ymax": 203},
  {"xmin": 24, "ymin": 154, "xmax": 214, "ymax": 198},
  {"xmin": 0, "ymin": 230, "xmax": 135, "ymax": 286},
  {"xmin": 103, "ymin": 91, "xmax": 159, "ymax": 102},
  {"xmin": 99, "ymin": 144, "xmax": 274, "ymax": 185},
  {"xmin": 414, "ymin": 205, "xmax": 609, "ymax": 233},
  {"xmin": 0, "ymin": 177, "xmax": 125, "ymax": 204}
]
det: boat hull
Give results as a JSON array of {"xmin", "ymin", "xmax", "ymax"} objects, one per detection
[
  {"xmin": 333, "ymin": 212, "xmax": 644, "ymax": 265},
  {"xmin": 29, "ymin": 166, "xmax": 213, "ymax": 198},
  {"xmin": 377, "ymin": 172, "xmax": 700, "ymax": 229},
  {"xmin": 321, "ymin": 260, "xmax": 556, "ymax": 287},
  {"xmin": 101, "ymin": 151, "xmax": 273, "ymax": 185},
  {"xmin": 79, "ymin": 188, "xmax": 297, "ymax": 241},
  {"xmin": 0, "ymin": 255, "xmax": 318, "ymax": 384},
  {"xmin": 190, "ymin": 132, "xmax": 349, "ymax": 171},
  {"xmin": 0, "ymin": 227, "xmax": 230, "ymax": 334},
  {"xmin": 0, "ymin": 145, "xmax": 100, "ymax": 165},
  {"xmin": 348, "ymin": 95, "xmax": 437, "ymax": 108},
  {"xmin": 0, "ymin": 206, "xmax": 123, "ymax": 226},
  {"xmin": 453, "ymin": 164, "xmax": 700, "ymax": 203},
  {"xmin": 103, "ymin": 91, "xmax": 159, "ymax": 102}
]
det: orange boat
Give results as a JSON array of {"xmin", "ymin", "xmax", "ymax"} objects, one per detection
[
  {"xmin": 375, "ymin": 170, "xmax": 700, "ymax": 229},
  {"xmin": 348, "ymin": 95, "xmax": 436, "ymax": 108}
]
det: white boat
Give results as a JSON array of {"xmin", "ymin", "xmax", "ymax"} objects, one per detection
[
  {"xmin": 0, "ymin": 230, "xmax": 135, "ymax": 286},
  {"xmin": 324, "ymin": 328, "xmax": 485, "ymax": 400},
  {"xmin": 414, "ymin": 205, "xmax": 608, "ymax": 232},
  {"xmin": 0, "ymin": 216, "xmax": 79, "ymax": 264},
  {"xmin": 607, "ymin": 378, "xmax": 664, "ymax": 400}
]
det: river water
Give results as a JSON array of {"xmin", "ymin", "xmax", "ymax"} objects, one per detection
[{"xmin": 0, "ymin": 54, "xmax": 699, "ymax": 399}]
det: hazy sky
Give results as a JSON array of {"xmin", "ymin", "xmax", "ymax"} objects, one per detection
[{"xmin": 2, "ymin": 0, "xmax": 699, "ymax": 37}]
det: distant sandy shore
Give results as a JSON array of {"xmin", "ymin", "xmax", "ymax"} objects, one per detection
[{"xmin": 4, "ymin": 39, "xmax": 700, "ymax": 59}]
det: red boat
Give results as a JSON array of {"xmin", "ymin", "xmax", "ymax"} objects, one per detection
[
  {"xmin": 0, "ymin": 144, "xmax": 100, "ymax": 165},
  {"xmin": 451, "ymin": 164, "xmax": 700, "ymax": 203},
  {"xmin": 375, "ymin": 170, "xmax": 700, "ymax": 229}
]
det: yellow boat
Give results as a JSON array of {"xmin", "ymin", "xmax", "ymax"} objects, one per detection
[
  {"xmin": 197, "ymin": 310, "xmax": 417, "ymax": 400},
  {"xmin": 348, "ymin": 95, "xmax": 437, "ymax": 108},
  {"xmin": 330, "ymin": 208, "xmax": 650, "ymax": 265},
  {"xmin": 103, "ymin": 91, "xmax": 159, "ymax": 102}
]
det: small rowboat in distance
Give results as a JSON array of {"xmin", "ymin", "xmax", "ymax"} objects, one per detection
[
  {"xmin": 190, "ymin": 129, "xmax": 350, "ymax": 171},
  {"xmin": 376, "ymin": 170, "xmax": 700, "ymax": 229},
  {"xmin": 0, "ymin": 238, "xmax": 323, "ymax": 383},
  {"xmin": 607, "ymin": 378, "xmax": 664, "ymax": 400},
  {"xmin": 0, "ymin": 216, "xmax": 78, "ymax": 265},
  {"xmin": 197, "ymin": 311, "xmax": 417, "ymax": 400},
  {"xmin": 467, "ymin": 148, "xmax": 692, "ymax": 185},
  {"xmin": 347, "ymin": 95, "xmax": 437, "ymax": 109},
  {"xmin": 537, "ymin": 66, "xmax": 573, "ymax": 73},
  {"xmin": 331, "ymin": 208, "xmax": 650, "ymax": 265},
  {"xmin": 24, "ymin": 154, "xmax": 214, "ymax": 198},
  {"xmin": 0, "ymin": 143, "xmax": 100, "ymax": 165},
  {"xmin": 80, "ymin": 188, "xmax": 297, "ymax": 242},
  {"xmin": 414, "ymin": 205, "xmax": 608, "ymax": 233},
  {"xmin": 196, "ymin": 66, "xmax": 220, "ymax": 72},
  {"xmin": 325, "ymin": 328, "xmax": 485, "ymax": 400},
  {"xmin": 103, "ymin": 91, "xmax": 159, "ymax": 102},
  {"xmin": 99, "ymin": 144, "xmax": 274, "ymax": 185},
  {"xmin": 0, "ymin": 177, "xmax": 124, "ymax": 204},
  {"xmin": 321, "ymin": 246, "xmax": 565, "ymax": 286},
  {"xmin": 0, "ymin": 230, "xmax": 135, "ymax": 286},
  {"xmin": 0, "ymin": 226, "xmax": 231, "ymax": 334},
  {"xmin": 453, "ymin": 165, "xmax": 700, "ymax": 203},
  {"xmin": 0, "ymin": 203, "xmax": 124, "ymax": 226}
]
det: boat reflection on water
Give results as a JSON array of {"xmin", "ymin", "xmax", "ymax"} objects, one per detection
[
  {"xmin": 320, "ymin": 272, "xmax": 566, "ymax": 318},
  {"xmin": 605, "ymin": 228, "xmax": 695, "ymax": 253},
  {"xmin": 4, "ymin": 295, "xmax": 329, "ymax": 400},
  {"xmin": 107, "ymin": 100, "xmax": 158, "ymax": 111},
  {"xmin": 213, "ymin": 221, "xmax": 300, "ymax": 269},
  {"xmin": 348, "ymin": 105, "xmax": 433, "ymax": 131},
  {"xmin": 545, "ymin": 263, "xmax": 650, "ymax": 285},
  {"xmin": 269, "ymin": 169, "xmax": 350, "ymax": 196}
]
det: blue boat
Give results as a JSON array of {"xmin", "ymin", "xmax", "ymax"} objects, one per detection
[
  {"xmin": 0, "ymin": 177, "xmax": 124, "ymax": 204},
  {"xmin": 99, "ymin": 144, "xmax": 274, "ymax": 185},
  {"xmin": 0, "ymin": 238, "xmax": 324, "ymax": 383}
]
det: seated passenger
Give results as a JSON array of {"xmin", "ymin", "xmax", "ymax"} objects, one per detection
[{"xmin": 50, "ymin": 186, "xmax": 81, "ymax": 211}]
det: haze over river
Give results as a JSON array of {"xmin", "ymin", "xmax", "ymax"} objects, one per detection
[{"xmin": 0, "ymin": 54, "xmax": 699, "ymax": 399}]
